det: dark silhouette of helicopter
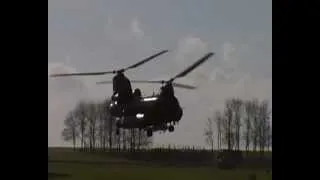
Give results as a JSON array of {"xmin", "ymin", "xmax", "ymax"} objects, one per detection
[
  {"xmin": 96, "ymin": 52, "xmax": 214, "ymax": 137},
  {"xmin": 49, "ymin": 50, "xmax": 214, "ymax": 137}
]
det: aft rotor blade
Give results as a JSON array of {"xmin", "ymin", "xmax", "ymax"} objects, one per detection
[
  {"xmin": 123, "ymin": 50, "xmax": 169, "ymax": 71},
  {"xmin": 172, "ymin": 83, "xmax": 196, "ymax": 89},
  {"xmin": 50, "ymin": 71, "xmax": 115, "ymax": 77},
  {"xmin": 129, "ymin": 80, "xmax": 196, "ymax": 89},
  {"xmin": 171, "ymin": 52, "xmax": 214, "ymax": 81}
]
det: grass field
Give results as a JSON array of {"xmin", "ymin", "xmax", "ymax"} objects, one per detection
[{"xmin": 48, "ymin": 148, "xmax": 272, "ymax": 180}]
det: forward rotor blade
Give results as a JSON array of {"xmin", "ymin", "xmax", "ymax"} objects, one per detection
[
  {"xmin": 96, "ymin": 80, "xmax": 164, "ymax": 85},
  {"xmin": 171, "ymin": 52, "xmax": 214, "ymax": 81},
  {"xmin": 131, "ymin": 80, "xmax": 166, "ymax": 84},
  {"xmin": 50, "ymin": 71, "xmax": 115, "ymax": 77},
  {"xmin": 50, "ymin": 50, "xmax": 169, "ymax": 78},
  {"xmin": 96, "ymin": 80, "xmax": 113, "ymax": 85},
  {"xmin": 124, "ymin": 50, "xmax": 169, "ymax": 71}
]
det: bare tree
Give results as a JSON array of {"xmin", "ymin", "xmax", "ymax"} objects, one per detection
[
  {"xmin": 91, "ymin": 99, "xmax": 112, "ymax": 150},
  {"xmin": 214, "ymin": 111, "xmax": 223, "ymax": 151},
  {"xmin": 130, "ymin": 128, "xmax": 135, "ymax": 150},
  {"xmin": 109, "ymin": 117, "xmax": 114, "ymax": 149},
  {"xmin": 243, "ymin": 100, "xmax": 253, "ymax": 155},
  {"xmin": 129, "ymin": 128, "xmax": 144, "ymax": 151},
  {"xmin": 251, "ymin": 98, "xmax": 260, "ymax": 152},
  {"xmin": 102, "ymin": 100, "xmax": 111, "ymax": 150},
  {"xmin": 230, "ymin": 98, "xmax": 243, "ymax": 151},
  {"xmin": 61, "ymin": 112, "xmax": 78, "ymax": 151},
  {"xmin": 138, "ymin": 130, "xmax": 153, "ymax": 148},
  {"xmin": 267, "ymin": 123, "xmax": 272, "ymax": 151},
  {"xmin": 116, "ymin": 129, "xmax": 121, "ymax": 151},
  {"xmin": 97, "ymin": 100, "xmax": 113, "ymax": 150},
  {"xmin": 97, "ymin": 102, "xmax": 105, "ymax": 149},
  {"xmin": 224, "ymin": 99, "xmax": 235, "ymax": 150},
  {"xmin": 137, "ymin": 129, "xmax": 142, "ymax": 150},
  {"xmin": 73, "ymin": 101, "xmax": 87, "ymax": 150},
  {"xmin": 86, "ymin": 102, "xmax": 98, "ymax": 151},
  {"xmin": 204, "ymin": 118, "xmax": 214, "ymax": 152},
  {"xmin": 122, "ymin": 129, "xmax": 127, "ymax": 150},
  {"xmin": 258, "ymin": 100, "xmax": 271, "ymax": 156}
]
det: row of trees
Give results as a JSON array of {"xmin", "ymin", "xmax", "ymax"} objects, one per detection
[
  {"xmin": 61, "ymin": 99, "xmax": 153, "ymax": 151},
  {"xmin": 204, "ymin": 98, "xmax": 272, "ymax": 155},
  {"xmin": 61, "ymin": 97, "xmax": 272, "ymax": 155}
]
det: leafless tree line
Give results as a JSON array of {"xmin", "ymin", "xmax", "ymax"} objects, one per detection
[
  {"xmin": 205, "ymin": 98, "xmax": 272, "ymax": 156},
  {"xmin": 61, "ymin": 99, "xmax": 153, "ymax": 151}
]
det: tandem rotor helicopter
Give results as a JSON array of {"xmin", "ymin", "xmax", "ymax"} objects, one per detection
[{"xmin": 50, "ymin": 50, "xmax": 214, "ymax": 137}]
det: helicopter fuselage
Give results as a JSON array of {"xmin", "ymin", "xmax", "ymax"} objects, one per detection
[{"xmin": 109, "ymin": 92, "xmax": 183, "ymax": 134}]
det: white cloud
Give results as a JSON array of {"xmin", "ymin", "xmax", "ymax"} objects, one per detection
[
  {"xmin": 131, "ymin": 18, "xmax": 144, "ymax": 39},
  {"xmin": 222, "ymin": 42, "xmax": 236, "ymax": 63},
  {"xmin": 175, "ymin": 36, "xmax": 209, "ymax": 64}
]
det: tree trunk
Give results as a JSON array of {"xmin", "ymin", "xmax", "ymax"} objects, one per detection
[
  {"xmin": 109, "ymin": 117, "xmax": 113, "ymax": 150},
  {"xmin": 138, "ymin": 129, "xmax": 141, "ymax": 150},
  {"xmin": 122, "ymin": 129, "xmax": 126, "ymax": 151},
  {"xmin": 72, "ymin": 130, "xmax": 76, "ymax": 152},
  {"xmin": 81, "ymin": 124, "xmax": 84, "ymax": 150}
]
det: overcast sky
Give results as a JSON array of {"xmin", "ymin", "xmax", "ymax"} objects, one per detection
[{"xmin": 48, "ymin": 0, "xmax": 272, "ymax": 147}]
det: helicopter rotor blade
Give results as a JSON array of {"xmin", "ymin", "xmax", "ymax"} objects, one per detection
[
  {"xmin": 128, "ymin": 80, "xmax": 196, "ymax": 89},
  {"xmin": 96, "ymin": 80, "xmax": 113, "ymax": 85},
  {"xmin": 96, "ymin": 80, "xmax": 165, "ymax": 85},
  {"xmin": 171, "ymin": 83, "xmax": 196, "ymax": 89},
  {"xmin": 50, "ymin": 71, "xmax": 115, "ymax": 77},
  {"xmin": 170, "ymin": 52, "xmax": 214, "ymax": 81},
  {"xmin": 96, "ymin": 80, "xmax": 196, "ymax": 89},
  {"xmin": 131, "ymin": 80, "xmax": 166, "ymax": 84},
  {"xmin": 123, "ymin": 50, "xmax": 169, "ymax": 71},
  {"xmin": 49, "ymin": 50, "xmax": 169, "ymax": 78}
]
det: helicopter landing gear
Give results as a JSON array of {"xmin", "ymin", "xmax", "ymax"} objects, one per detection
[
  {"xmin": 147, "ymin": 128, "xmax": 153, "ymax": 137},
  {"xmin": 168, "ymin": 125, "xmax": 174, "ymax": 132}
]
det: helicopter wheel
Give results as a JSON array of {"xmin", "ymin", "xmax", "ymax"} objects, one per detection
[
  {"xmin": 147, "ymin": 128, "xmax": 153, "ymax": 137},
  {"xmin": 168, "ymin": 125, "xmax": 174, "ymax": 132}
]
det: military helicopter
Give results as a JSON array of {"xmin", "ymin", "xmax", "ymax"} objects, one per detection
[{"xmin": 96, "ymin": 52, "xmax": 214, "ymax": 137}]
